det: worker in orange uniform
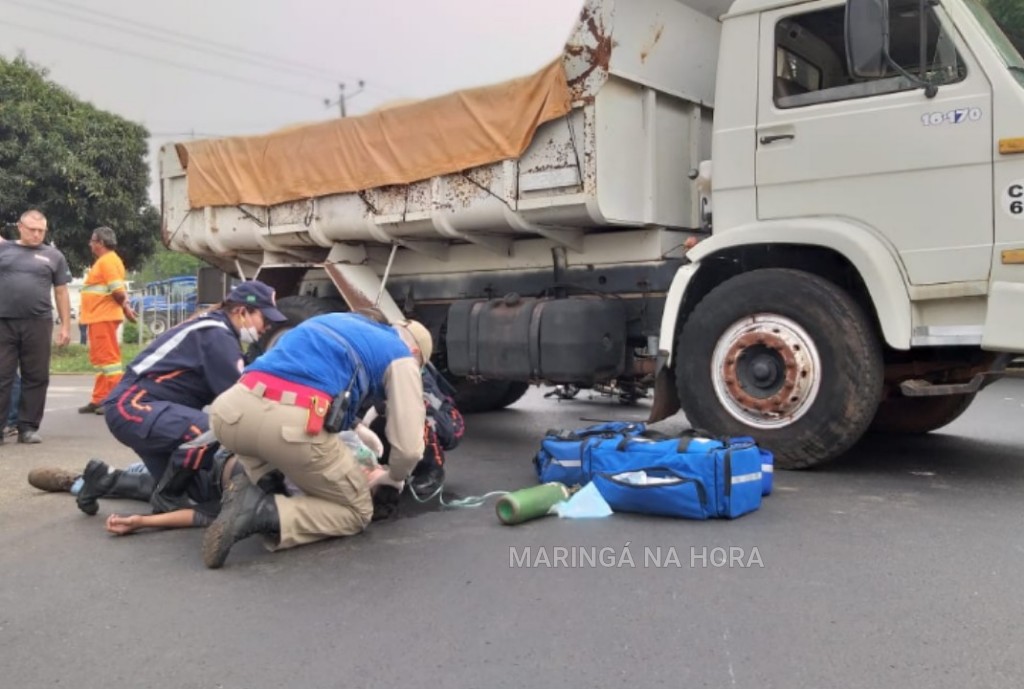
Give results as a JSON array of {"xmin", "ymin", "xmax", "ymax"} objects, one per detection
[{"xmin": 78, "ymin": 226, "xmax": 136, "ymax": 414}]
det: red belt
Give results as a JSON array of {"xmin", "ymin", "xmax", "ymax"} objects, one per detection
[{"xmin": 239, "ymin": 371, "xmax": 331, "ymax": 435}]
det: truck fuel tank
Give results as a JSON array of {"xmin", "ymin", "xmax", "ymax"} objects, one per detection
[{"xmin": 446, "ymin": 295, "xmax": 627, "ymax": 385}]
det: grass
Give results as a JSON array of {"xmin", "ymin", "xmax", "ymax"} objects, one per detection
[{"xmin": 50, "ymin": 343, "xmax": 145, "ymax": 374}]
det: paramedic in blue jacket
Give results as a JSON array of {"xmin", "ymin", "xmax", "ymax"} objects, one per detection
[
  {"xmin": 75, "ymin": 281, "xmax": 286, "ymax": 520},
  {"xmin": 202, "ymin": 312, "xmax": 432, "ymax": 569}
]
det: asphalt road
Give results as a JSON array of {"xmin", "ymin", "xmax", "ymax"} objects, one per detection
[{"xmin": 2, "ymin": 376, "xmax": 1024, "ymax": 689}]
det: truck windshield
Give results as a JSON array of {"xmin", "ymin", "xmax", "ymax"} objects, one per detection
[{"xmin": 962, "ymin": 0, "xmax": 1024, "ymax": 87}]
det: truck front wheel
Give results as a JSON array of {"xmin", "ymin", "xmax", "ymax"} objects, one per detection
[{"xmin": 675, "ymin": 268, "xmax": 883, "ymax": 469}]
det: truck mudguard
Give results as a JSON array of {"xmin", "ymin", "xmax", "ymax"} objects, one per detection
[{"xmin": 660, "ymin": 217, "xmax": 913, "ymax": 364}]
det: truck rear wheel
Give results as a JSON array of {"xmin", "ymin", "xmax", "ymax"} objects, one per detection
[
  {"xmin": 675, "ymin": 268, "xmax": 883, "ymax": 469},
  {"xmin": 869, "ymin": 393, "xmax": 975, "ymax": 434},
  {"xmin": 495, "ymin": 381, "xmax": 530, "ymax": 409},
  {"xmin": 253, "ymin": 295, "xmax": 346, "ymax": 356},
  {"xmin": 452, "ymin": 379, "xmax": 530, "ymax": 414}
]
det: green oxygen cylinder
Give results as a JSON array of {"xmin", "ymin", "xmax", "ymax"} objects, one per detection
[{"xmin": 496, "ymin": 483, "xmax": 570, "ymax": 525}]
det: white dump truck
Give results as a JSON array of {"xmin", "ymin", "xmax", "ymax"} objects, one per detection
[{"xmin": 160, "ymin": 0, "xmax": 1024, "ymax": 468}]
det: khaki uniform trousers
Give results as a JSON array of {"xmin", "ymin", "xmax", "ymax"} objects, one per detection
[{"xmin": 210, "ymin": 383, "xmax": 373, "ymax": 550}]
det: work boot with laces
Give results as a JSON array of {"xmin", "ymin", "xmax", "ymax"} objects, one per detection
[
  {"xmin": 28, "ymin": 467, "xmax": 80, "ymax": 492},
  {"xmin": 202, "ymin": 473, "xmax": 280, "ymax": 569}
]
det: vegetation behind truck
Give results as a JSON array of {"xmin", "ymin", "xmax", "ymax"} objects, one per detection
[{"xmin": 160, "ymin": 0, "xmax": 1024, "ymax": 468}]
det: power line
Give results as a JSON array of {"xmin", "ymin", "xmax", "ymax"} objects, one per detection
[
  {"xmin": 147, "ymin": 123, "xmax": 290, "ymax": 136},
  {"xmin": 35, "ymin": 0, "xmax": 339, "ymax": 79},
  {"xmin": 148, "ymin": 132, "xmax": 233, "ymax": 139},
  {"xmin": 0, "ymin": 0, "xmax": 335, "ymax": 84},
  {"xmin": 0, "ymin": 18, "xmax": 325, "ymax": 100},
  {"xmin": 21, "ymin": 0, "xmax": 405, "ymax": 96}
]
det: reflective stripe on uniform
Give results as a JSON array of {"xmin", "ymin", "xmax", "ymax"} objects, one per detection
[
  {"xmin": 94, "ymin": 362, "xmax": 124, "ymax": 377},
  {"xmin": 81, "ymin": 280, "xmax": 126, "ymax": 295},
  {"xmin": 81, "ymin": 284, "xmax": 113, "ymax": 294},
  {"xmin": 130, "ymin": 320, "xmax": 230, "ymax": 376}
]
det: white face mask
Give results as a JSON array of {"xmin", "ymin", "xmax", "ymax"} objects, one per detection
[{"xmin": 239, "ymin": 314, "xmax": 260, "ymax": 345}]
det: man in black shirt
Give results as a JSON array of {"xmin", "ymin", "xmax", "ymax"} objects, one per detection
[{"xmin": 0, "ymin": 210, "xmax": 72, "ymax": 444}]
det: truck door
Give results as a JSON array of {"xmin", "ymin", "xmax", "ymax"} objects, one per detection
[{"xmin": 754, "ymin": 0, "xmax": 993, "ymax": 286}]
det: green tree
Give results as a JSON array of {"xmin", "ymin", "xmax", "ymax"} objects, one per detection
[
  {"xmin": 0, "ymin": 55, "xmax": 159, "ymax": 274},
  {"xmin": 985, "ymin": 0, "xmax": 1024, "ymax": 52},
  {"xmin": 132, "ymin": 245, "xmax": 204, "ymax": 285}
]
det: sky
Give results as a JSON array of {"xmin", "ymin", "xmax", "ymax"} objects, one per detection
[{"xmin": 0, "ymin": 0, "xmax": 586, "ymax": 202}]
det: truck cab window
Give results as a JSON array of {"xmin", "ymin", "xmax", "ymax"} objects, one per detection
[
  {"xmin": 774, "ymin": 1, "xmax": 967, "ymax": 109},
  {"xmin": 776, "ymin": 47, "xmax": 822, "ymax": 97}
]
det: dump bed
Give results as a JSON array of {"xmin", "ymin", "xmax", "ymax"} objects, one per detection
[{"xmin": 160, "ymin": 0, "xmax": 722, "ymax": 265}]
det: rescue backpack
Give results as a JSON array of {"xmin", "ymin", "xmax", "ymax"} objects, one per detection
[{"xmin": 533, "ymin": 422, "xmax": 773, "ymax": 520}]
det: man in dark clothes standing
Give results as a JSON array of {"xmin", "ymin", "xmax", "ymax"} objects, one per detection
[{"xmin": 0, "ymin": 210, "xmax": 72, "ymax": 444}]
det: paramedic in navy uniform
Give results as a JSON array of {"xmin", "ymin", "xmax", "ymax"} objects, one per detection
[{"xmin": 75, "ymin": 281, "xmax": 286, "ymax": 520}]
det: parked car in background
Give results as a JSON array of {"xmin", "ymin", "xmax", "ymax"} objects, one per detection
[{"xmin": 128, "ymin": 275, "xmax": 199, "ymax": 335}]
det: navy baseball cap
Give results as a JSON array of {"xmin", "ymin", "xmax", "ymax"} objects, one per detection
[{"xmin": 226, "ymin": 281, "xmax": 287, "ymax": 323}]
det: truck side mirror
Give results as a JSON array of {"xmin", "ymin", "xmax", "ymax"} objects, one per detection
[{"xmin": 846, "ymin": 0, "xmax": 891, "ymax": 78}]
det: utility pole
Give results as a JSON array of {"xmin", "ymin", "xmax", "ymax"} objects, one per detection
[{"xmin": 324, "ymin": 80, "xmax": 366, "ymax": 117}]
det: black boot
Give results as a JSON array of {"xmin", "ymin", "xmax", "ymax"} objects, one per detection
[
  {"xmin": 256, "ymin": 470, "xmax": 290, "ymax": 496},
  {"xmin": 202, "ymin": 473, "xmax": 280, "ymax": 569},
  {"xmin": 76, "ymin": 460, "xmax": 119, "ymax": 516},
  {"xmin": 150, "ymin": 464, "xmax": 197, "ymax": 514},
  {"xmin": 105, "ymin": 470, "xmax": 156, "ymax": 502}
]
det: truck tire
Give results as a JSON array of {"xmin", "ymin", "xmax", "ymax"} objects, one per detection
[
  {"xmin": 675, "ymin": 268, "xmax": 883, "ymax": 469},
  {"xmin": 869, "ymin": 393, "xmax": 975, "ymax": 434},
  {"xmin": 254, "ymin": 295, "xmax": 346, "ymax": 354},
  {"xmin": 452, "ymin": 378, "xmax": 530, "ymax": 414},
  {"xmin": 495, "ymin": 381, "xmax": 530, "ymax": 409}
]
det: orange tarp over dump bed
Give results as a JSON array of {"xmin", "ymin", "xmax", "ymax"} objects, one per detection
[{"xmin": 177, "ymin": 58, "xmax": 572, "ymax": 209}]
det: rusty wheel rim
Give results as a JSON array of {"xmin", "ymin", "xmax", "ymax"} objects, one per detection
[{"xmin": 710, "ymin": 314, "xmax": 822, "ymax": 429}]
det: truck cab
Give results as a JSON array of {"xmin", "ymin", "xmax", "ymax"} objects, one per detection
[{"xmin": 655, "ymin": 0, "xmax": 1024, "ymax": 466}]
